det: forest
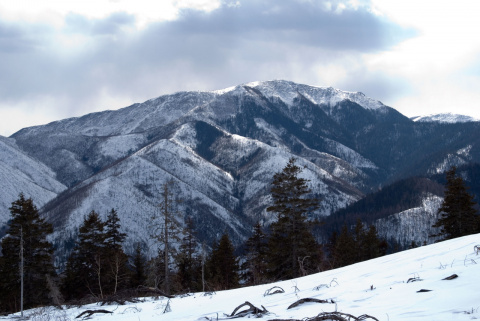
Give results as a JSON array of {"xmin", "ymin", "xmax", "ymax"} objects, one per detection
[{"xmin": 0, "ymin": 160, "xmax": 479, "ymax": 314}]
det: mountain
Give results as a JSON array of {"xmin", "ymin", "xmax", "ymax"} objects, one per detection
[
  {"xmin": 0, "ymin": 135, "xmax": 66, "ymax": 228},
  {"xmin": 4, "ymin": 233, "xmax": 480, "ymax": 321},
  {"xmin": 411, "ymin": 112, "xmax": 480, "ymax": 123},
  {"xmin": 5, "ymin": 80, "xmax": 480, "ymax": 258}
]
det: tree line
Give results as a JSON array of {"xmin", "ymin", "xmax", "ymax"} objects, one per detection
[{"xmin": 0, "ymin": 160, "xmax": 478, "ymax": 313}]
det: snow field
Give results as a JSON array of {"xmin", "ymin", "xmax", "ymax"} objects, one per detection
[{"xmin": 5, "ymin": 234, "xmax": 479, "ymax": 321}]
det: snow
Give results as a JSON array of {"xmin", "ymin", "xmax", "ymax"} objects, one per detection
[
  {"xmin": 0, "ymin": 136, "xmax": 66, "ymax": 224},
  {"xmin": 411, "ymin": 113, "xmax": 480, "ymax": 123},
  {"xmin": 4, "ymin": 234, "xmax": 480, "ymax": 321},
  {"xmin": 374, "ymin": 194, "xmax": 443, "ymax": 246},
  {"xmin": 244, "ymin": 80, "xmax": 386, "ymax": 110}
]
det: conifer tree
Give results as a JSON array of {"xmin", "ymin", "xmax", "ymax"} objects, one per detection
[
  {"xmin": 206, "ymin": 233, "xmax": 239, "ymax": 290},
  {"xmin": 62, "ymin": 210, "xmax": 106, "ymax": 300},
  {"xmin": 176, "ymin": 217, "xmax": 202, "ymax": 292},
  {"xmin": 103, "ymin": 209, "xmax": 129, "ymax": 295},
  {"xmin": 0, "ymin": 194, "xmax": 56, "ymax": 312},
  {"xmin": 241, "ymin": 222, "xmax": 268, "ymax": 285},
  {"xmin": 332, "ymin": 224, "xmax": 356, "ymax": 268},
  {"xmin": 130, "ymin": 243, "xmax": 147, "ymax": 288},
  {"xmin": 266, "ymin": 158, "xmax": 320, "ymax": 280},
  {"xmin": 432, "ymin": 166, "xmax": 480, "ymax": 240},
  {"xmin": 363, "ymin": 225, "xmax": 383, "ymax": 260}
]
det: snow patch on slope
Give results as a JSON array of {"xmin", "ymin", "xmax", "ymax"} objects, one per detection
[
  {"xmin": 428, "ymin": 145, "xmax": 473, "ymax": 174},
  {"xmin": 243, "ymin": 80, "xmax": 385, "ymax": 110},
  {"xmin": 411, "ymin": 113, "xmax": 480, "ymax": 123},
  {"xmin": 374, "ymin": 194, "xmax": 443, "ymax": 246}
]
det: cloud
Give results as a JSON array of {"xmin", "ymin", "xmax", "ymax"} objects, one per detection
[
  {"xmin": 0, "ymin": 0, "xmax": 414, "ymax": 136},
  {"xmin": 64, "ymin": 12, "xmax": 136, "ymax": 36}
]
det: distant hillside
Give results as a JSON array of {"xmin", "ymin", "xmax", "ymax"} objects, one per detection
[{"xmin": 3, "ymin": 80, "xmax": 480, "ymax": 261}]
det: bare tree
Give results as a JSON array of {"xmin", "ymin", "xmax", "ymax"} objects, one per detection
[{"xmin": 150, "ymin": 180, "xmax": 182, "ymax": 295}]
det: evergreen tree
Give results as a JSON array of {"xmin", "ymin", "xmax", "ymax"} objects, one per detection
[
  {"xmin": 176, "ymin": 217, "xmax": 202, "ymax": 292},
  {"xmin": 103, "ymin": 209, "xmax": 129, "ymax": 295},
  {"xmin": 432, "ymin": 166, "xmax": 480, "ymax": 240},
  {"xmin": 130, "ymin": 243, "xmax": 147, "ymax": 288},
  {"xmin": 266, "ymin": 158, "xmax": 320, "ymax": 280},
  {"xmin": 332, "ymin": 224, "xmax": 356, "ymax": 268},
  {"xmin": 362, "ymin": 224, "xmax": 384, "ymax": 260},
  {"xmin": 206, "ymin": 233, "xmax": 239, "ymax": 290},
  {"xmin": 0, "ymin": 194, "xmax": 56, "ymax": 312},
  {"xmin": 62, "ymin": 210, "xmax": 106, "ymax": 300},
  {"xmin": 331, "ymin": 222, "xmax": 385, "ymax": 268},
  {"xmin": 241, "ymin": 222, "xmax": 268, "ymax": 285}
]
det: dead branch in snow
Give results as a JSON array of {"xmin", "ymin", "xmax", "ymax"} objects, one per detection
[
  {"xmin": 76, "ymin": 309, "xmax": 112, "ymax": 319},
  {"xmin": 229, "ymin": 301, "xmax": 268, "ymax": 318},
  {"xmin": 264, "ymin": 286, "xmax": 285, "ymax": 296},
  {"xmin": 287, "ymin": 298, "xmax": 335, "ymax": 310},
  {"xmin": 268, "ymin": 311, "xmax": 379, "ymax": 321}
]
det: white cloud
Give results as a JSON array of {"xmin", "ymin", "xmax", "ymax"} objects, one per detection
[
  {"xmin": 365, "ymin": 0, "xmax": 480, "ymax": 118},
  {"xmin": 0, "ymin": 0, "xmax": 222, "ymax": 29},
  {"xmin": 3, "ymin": 0, "xmax": 480, "ymax": 135}
]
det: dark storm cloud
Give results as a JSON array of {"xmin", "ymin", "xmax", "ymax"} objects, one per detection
[
  {"xmin": 0, "ymin": 0, "xmax": 416, "ymax": 122},
  {"xmin": 164, "ymin": 0, "xmax": 409, "ymax": 51}
]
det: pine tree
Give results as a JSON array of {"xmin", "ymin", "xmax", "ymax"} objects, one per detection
[
  {"xmin": 266, "ymin": 158, "xmax": 320, "ymax": 280},
  {"xmin": 432, "ymin": 166, "xmax": 480, "ymax": 240},
  {"xmin": 62, "ymin": 210, "xmax": 106, "ymax": 300},
  {"xmin": 241, "ymin": 222, "xmax": 268, "ymax": 285},
  {"xmin": 206, "ymin": 233, "xmax": 239, "ymax": 290},
  {"xmin": 0, "ymin": 194, "xmax": 56, "ymax": 312}
]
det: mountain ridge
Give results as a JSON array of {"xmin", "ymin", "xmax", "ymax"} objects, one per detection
[{"xmin": 3, "ymin": 80, "xmax": 480, "ymax": 260}]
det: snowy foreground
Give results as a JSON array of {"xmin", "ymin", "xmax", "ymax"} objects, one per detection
[{"xmin": 3, "ymin": 234, "xmax": 480, "ymax": 321}]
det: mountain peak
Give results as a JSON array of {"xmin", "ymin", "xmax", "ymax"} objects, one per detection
[{"xmin": 213, "ymin": 80, "xmax": 385, "ymax": 111}]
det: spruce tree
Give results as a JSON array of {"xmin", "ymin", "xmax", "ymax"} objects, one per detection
[
  {"xmin": 241, "ymin": 222, "xmax": 268, "ymax": 285},
  {"xmin": 206, "ymin": 233, "xmax": 239, "ymax": 290},
  {"xmin": 176, "ymin": 217, "xmax": 202, "ymax": 292},
  {"xmin": 332, "ymin": 224, "xmax": 356, "ymax": 268},
  {"xmin": 0, "ymin": 194, "xmax": 56, "ymax": 312},
  {"xmin": 62, "ymin": 210, "xmax": 106, "ymax": 300},
  {"xmin": 266, "ymin": 158, "xmax": 320, "ymax": 280},
  {"xmin": 104, "ymin": 209, "xmax": 129, "ymax": 295},
  {"xmin": 432, "ymin": 166, "xmax": 480, "ymax": 240},
  {"xmin": 130, "ymin": 243, "xmax": 147, "ymax": 288}
]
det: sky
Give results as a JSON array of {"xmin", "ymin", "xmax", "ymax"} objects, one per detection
[{"xmin": 1, "ymin": 0, "xmax": 480, "ymax": 136}]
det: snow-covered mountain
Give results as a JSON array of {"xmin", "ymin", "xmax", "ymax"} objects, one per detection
[
  {"xmin": 3, "ymin": 233, "xmax": 480, "ymax": 321},
  {"xmin": 0, "ymin": 135, "xmax": 66, "ymax": 226},
  {"xmin": 411, "ymin": 112, "xmax": 480, "ymax": 123},
  {"xmin": 4, "ymin": 80, "xmax": 480, "ymax": 257}
]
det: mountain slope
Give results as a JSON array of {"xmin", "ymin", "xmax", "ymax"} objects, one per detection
[
  {"xmin": 0, "ymin": 135, "xmax": 66, "ymax": 226},
  {"xmin": 6, "ymin": 80, "xmax": 480, "ymax": 256},
  {"xmin": 411, "ymin": 112, "xmax": 480, "ymax": 123}
]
